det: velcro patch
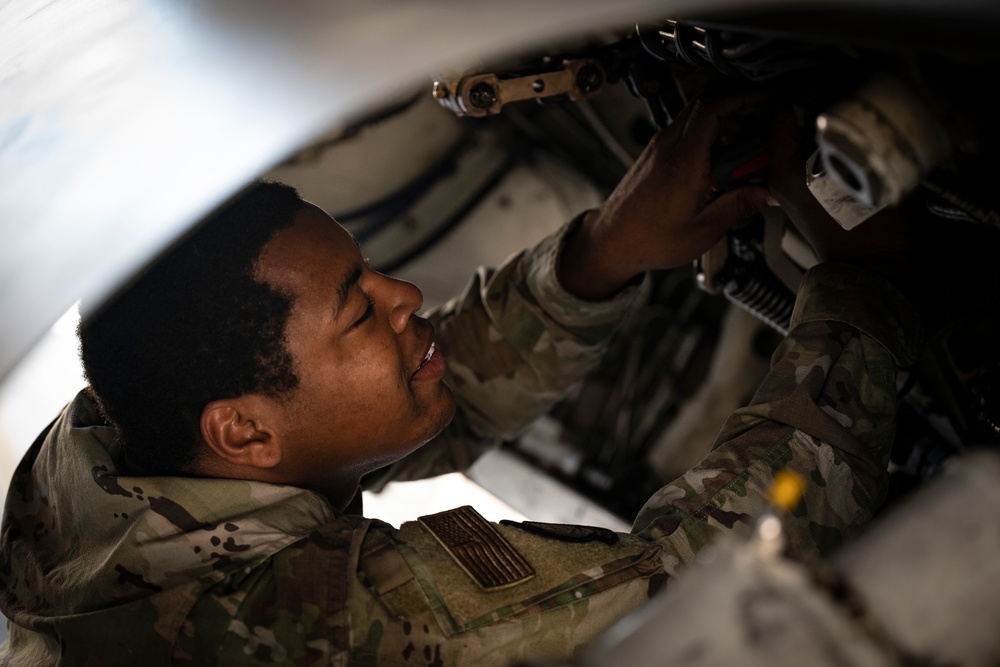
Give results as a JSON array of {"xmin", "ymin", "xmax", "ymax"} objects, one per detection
[
  {"xmin": 418, "ymin": 506, "xmax": 534, "ymax": 590},
  {"xmin": 500, "ymin": 520, "xmax": 620, "ymax": 545}
]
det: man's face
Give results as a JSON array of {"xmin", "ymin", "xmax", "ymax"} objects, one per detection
[{"xmin": 254, "ymin": 203, "xmax": 456, "ymax": 501}]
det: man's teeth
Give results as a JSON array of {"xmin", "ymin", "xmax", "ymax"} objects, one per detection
[{"xmin": 423, "ymin": 342, "xmax": 435, "ymax": 365}]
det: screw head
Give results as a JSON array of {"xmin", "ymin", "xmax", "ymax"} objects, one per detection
[
  {"xmin": 468, "ymin": 82, "xmax": 497, "ymax": 109},
  {"xmin": 576, "ymin": 65, "xmax": 603, "ymax": 93}
]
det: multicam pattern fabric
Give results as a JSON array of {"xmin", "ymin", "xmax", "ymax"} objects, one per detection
[{"xmin": 0, "ymin": 215, "xmax": 922, "ymax": 666}]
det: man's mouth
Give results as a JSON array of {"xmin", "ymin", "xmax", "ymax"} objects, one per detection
[{"xmin": 412, "ymin": 340, "xmax": 446, "ymax": 381}]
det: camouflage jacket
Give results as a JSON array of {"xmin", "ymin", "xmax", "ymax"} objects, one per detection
[{"xmin": 0, "ymin": 220, "xmax": 923, "ymax": 666}]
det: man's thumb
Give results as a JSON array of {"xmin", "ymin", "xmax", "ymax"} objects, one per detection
[{"xmin": 706, "ymin": 186, "xmax": 773, "ymax": 231}]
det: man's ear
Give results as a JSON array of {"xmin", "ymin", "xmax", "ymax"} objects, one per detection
[{"xmin": 200, "ymin": 398, "xmax": 282, "ymax": 470}]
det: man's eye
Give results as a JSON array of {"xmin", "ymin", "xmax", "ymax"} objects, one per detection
[{"xmin": 353, "ymin": 295, "xmax": 375, "ymax": 328}]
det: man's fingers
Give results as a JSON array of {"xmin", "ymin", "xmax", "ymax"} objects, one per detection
[
  {"xmin": 702, "ymin": 90, "xmax": 771, "ymax": 120},
  {"xmin": 680, "ymin": 91, "xmax": 772, "ymax": 152}
]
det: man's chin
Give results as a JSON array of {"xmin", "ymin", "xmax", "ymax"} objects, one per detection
[
  {"xmin": 415, "ymin": 386, "xmax": 457, "ymax": 450},
  {"xmin": 426, "ymin": 385, "xmax": 457, "ymax": 441}
]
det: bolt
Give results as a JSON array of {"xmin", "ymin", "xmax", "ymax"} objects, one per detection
[
  {"xmin": 532, "ymin": 79, "xmax": 545, "ymax": 93},
  {"xmin": 576, "ymin": 65, "xmax": 603, "ymax": 93},
  {"xmin": 432, "ymin": 81, "xmax": 449, "ymax": 99},
  {"xmin": 468, "ymin": 82, "xmax": 497, "ymax": 109}
]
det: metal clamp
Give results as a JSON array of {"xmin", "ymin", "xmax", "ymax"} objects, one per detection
[{"xmin": 433, "ymin": 58, "xmax": 605, "ymax": 117}]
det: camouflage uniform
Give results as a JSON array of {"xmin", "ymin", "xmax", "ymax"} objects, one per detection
[{"xmin": 0, "ymin": 219, "xmax": 922, "ymax": 666}]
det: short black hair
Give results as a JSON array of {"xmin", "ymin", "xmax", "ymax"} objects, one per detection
[{"xmin": 78, "ymin": 180, "xmax": 306, "ymax": 474}]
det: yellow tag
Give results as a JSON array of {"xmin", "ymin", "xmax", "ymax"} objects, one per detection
[{"xmin": 769, "ymin": 470, "xmax": 806, "ymax": 511}]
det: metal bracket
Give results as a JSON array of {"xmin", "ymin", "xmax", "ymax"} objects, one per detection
[{"xmin": 433, "ymin": 58, "xmax": 606, "ymax": 117}]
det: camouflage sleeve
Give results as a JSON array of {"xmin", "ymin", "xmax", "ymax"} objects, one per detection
[
  {"xmin": 364, "ymin": 215, "xmax": 646, "ymax": 488},
  {"xmin": 632, "ymin": 261, "xmax": 924, "ymax": 562}
]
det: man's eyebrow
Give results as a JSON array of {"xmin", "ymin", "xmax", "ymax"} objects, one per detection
[{"xmin": 333, "ymin": 264, "xmax": 363, "ymax": 320}]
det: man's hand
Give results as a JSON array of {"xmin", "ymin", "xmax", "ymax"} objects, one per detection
[{"xmin": 558, "ymin": 93, "xmax": 773, "ymax": 300}]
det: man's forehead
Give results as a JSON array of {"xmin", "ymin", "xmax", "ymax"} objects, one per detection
[
  {"xmin": 255, "ymin": 206, "xmax": 361, "ymax": 290},
  {"xmin": 258, "ymin": 207, "xmax": 375, "ymax": 328},
  {"xmin": 266, "ymin": 206, "xmax": 354, "ymax": 253}
]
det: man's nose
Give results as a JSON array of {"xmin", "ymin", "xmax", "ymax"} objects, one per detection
[{"xmin": 385, "ymin": 276, "xmax": 423, "ymax": 334}]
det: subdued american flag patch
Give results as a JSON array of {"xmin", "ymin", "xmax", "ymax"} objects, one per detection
[{"xmin": 418, "ymin": 505, "xmax": 535, "ymax": 590}]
